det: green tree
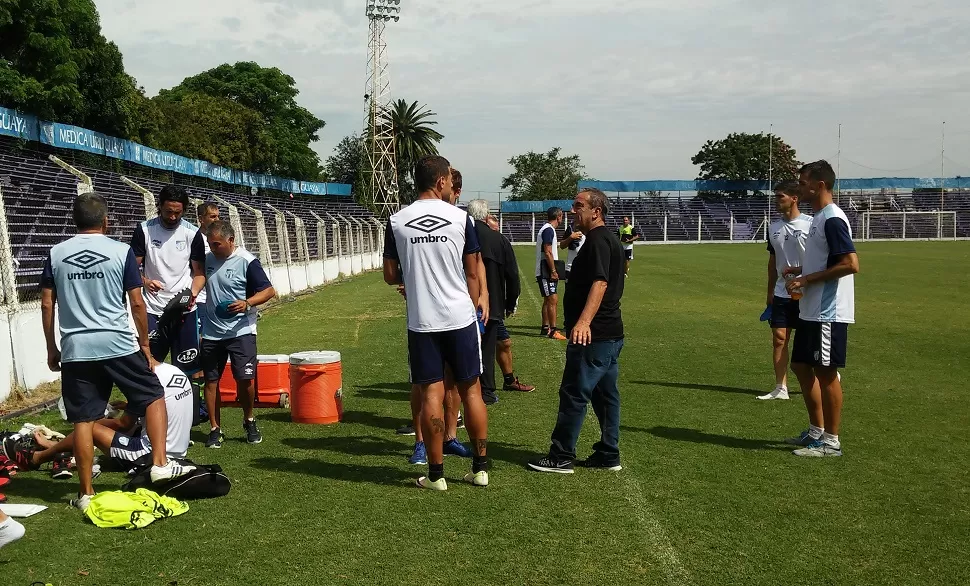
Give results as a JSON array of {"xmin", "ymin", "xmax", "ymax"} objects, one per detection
[
  {"xmin": 160, "ymin": 62, "xmax": 325, "ymax": 180},
  {"xmin": 152, "ymin": 93, "xmax": 276, "ymax": 172},
  {"xmin": 390, "ymin": 99, "xmax": 443, "ymax": 204},
  {"xmin": 691, "ymin": 132, "xmax": 800, "ymax": 199},
  {"xmin": 324, "ymin": 133, "xmax": 363, "ymax": 193},
  {"xmin": 0, "ymin": 0, "xmax": 142, "ymax": 138},
  {"xmin": 500, "ymin": 148, "xmax": 586, "ymax": 201}
]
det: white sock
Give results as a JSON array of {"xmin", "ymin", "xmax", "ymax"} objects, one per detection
[
  {"xmin": 776, "ymin": 384, "xmax": 788, "ymax": 391},
  {"xmin": 822, "ymin": 432, "xmax": 840, "ymax": 447},
  {"xmin": 809, "ymin": 425, "xmax": 824, "ymax": 439},
  {"xmin": 0, "ymin": 517, "xmax": 26, "ymax": 549}
]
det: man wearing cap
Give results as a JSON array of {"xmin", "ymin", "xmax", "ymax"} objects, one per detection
[{"xmin": 199, "ymin": 220, "xmax": 276, "ymax": 448}]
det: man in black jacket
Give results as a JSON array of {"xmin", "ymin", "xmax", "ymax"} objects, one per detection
[{"xmin": 467, "ymin": 200, "xmax": 534, "ymax": 404}]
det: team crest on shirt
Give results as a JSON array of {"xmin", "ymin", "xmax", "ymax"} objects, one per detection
[
  {"xmin": 151, "ymin": 239, "xmax": 162, "ymax": 248},
  {"xmin": 810, "ymin": 227, "xmax": 818, "ymax": 237},
  {"xmin": 793, "ymin": 230, "xmax": 803, "ymax": 238},
  {"xmin": 176, "ymin": 241, "xmax": 186, "ymax": 251},
  {"xmin": 225, "ymin": 269, "xmax": 234, "ymax": 279}
]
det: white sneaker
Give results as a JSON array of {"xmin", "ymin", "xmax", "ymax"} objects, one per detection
[
  {"xmin": 70, "ymin": 493, "xmax": 93, "ymax": 513},
  {"xmin": 416, "ymin": 476, "xmax": 448, "ymax": 491},
  {"xmin": 463, "ymin": 470, "xmax": 489, "ymax": 487},
  {"xmin": 0, "ymin": 517, "xmax": 26, "ymax": 549},
  {"xmin": 757, "ymin": 386, "xmax": 789, "ymax": 400},
  {"xmin": 150, "ymin": 460, "xmax": 196, "ymax": 484}
]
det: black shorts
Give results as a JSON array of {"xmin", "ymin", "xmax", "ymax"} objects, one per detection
[
  {"xmin": 60, "ymin": 352, "xmax": 165, "ymax": 424},
  {"xmin": 109, "ymin": 433, "xmax": 152, "ymax": 468},
  {"xmin": 201, "ymin": 334, "xmax": 258, "ymax": 383},
  {"xmin": 769, "ymin": 296, "xmax": 801, "ymax": 329},
  {"xmin": 407, "ymin": 322, "xmax": 482, "ymax": 385},
  {"xmin": 624, "ymin": 248, "xmax": 634, "ymax": 261},
  {"xmin": 496, "ymin": 320, "xmax": 510, "ymax": 342},
  {"xmin": 537, "ymin": 277, "xmax": 558, "ymax": 297},
  {"xmin": 148, "ymin": 311, "xmax": 201, "ymax": 375},
  {"xmin": 792, "ymin": 321, "xmax": 848, "ymax": 368}
]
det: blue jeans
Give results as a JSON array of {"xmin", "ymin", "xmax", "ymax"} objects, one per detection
[{"xmin": 549, "ymin": 338, "xmax": 624, "ymax": 461}]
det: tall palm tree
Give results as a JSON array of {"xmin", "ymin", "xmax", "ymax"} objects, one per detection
[{"xmin": 390, "ymin": 99, "xmax": 444, "ymax": 203}]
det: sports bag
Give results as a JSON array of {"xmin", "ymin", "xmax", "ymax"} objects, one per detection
[{"xmin": 123, "ymin": 460, "xmax": 230, "ymax": 500}]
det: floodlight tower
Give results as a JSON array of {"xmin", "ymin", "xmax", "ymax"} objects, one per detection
[{"xmin": 363, "ymin": 0, "xmax": 402, "ymax": 219}]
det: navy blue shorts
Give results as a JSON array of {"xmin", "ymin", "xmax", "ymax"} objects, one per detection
[
  {"xmin": 496, "ymin": 320, "xmax": 510, "ymax": 342},
  {"xmin": 792, "ymin": 321, "xmax": 848, "ymax": 368},
  {"xmin": 769, "ymin": 296, "xmax": 801, "ymax": 329},
  {"xmin": 201, "ymin": 334, "xmax": 258, "ymax": 383},
  {"xmin": 148, "ymin": 310, "xmax": 201, "ymax": 375},
  {"xmin": 60, "ymin": 352, "xmax": 165, "ymax": 423},
  {"xmin": 109, "ymin": 433, "xmax": 152, "ymax": 468},
  {"xmin": 537, "ymin": 277, "xmax": 558, "ymax": 297},
  {"xmin": 407, "ymin": 322, "xmax": 482, "ymax": 385},
  {"xmin": 624, "ymin": 248, "xmax": 634, "ymax": 261}
]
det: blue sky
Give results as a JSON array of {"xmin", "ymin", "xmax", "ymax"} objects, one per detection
[{"xmin": 97, "ymin": 0, "xmax": 970, "ymax": 199}]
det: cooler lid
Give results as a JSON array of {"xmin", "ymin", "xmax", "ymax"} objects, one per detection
[
  {"xmin": 257, "ymin": 354, "xmax": 291, "ymax": 363},
  {"xmin": 289, "ymin": 351, "xmax": 341, "ymax": 365}
]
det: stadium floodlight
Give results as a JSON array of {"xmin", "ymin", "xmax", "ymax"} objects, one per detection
[{"xmin": 362, "ymin": 0, "xmax": 404, "ymax": 218}]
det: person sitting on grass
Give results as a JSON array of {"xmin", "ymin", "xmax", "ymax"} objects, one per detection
[{"xmin": 3, "ymin": 363, "xmax": 194, "ymax": 475}]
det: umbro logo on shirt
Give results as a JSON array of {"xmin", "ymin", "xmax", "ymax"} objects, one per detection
[
  {"xmin": 405, "ymin": 214, "xmax": 452, "ymax": 244},
  {"xmin": 63, "ymin": 250, "xmax": 109, "ymax": 280},
  {"xmin": 167, "ymin": 374, "xmax": 188, "ymax": 389}
]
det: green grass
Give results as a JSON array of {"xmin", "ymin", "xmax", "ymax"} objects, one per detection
[{"xmin": 3, "ymin": 241, "xmax": 969, "ymax": 586}]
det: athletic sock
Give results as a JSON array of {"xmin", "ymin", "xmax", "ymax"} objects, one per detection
[
  {"xmin": 472, "ymin": 456, "xmax": 490, "ymax": 474},
  {"xmin": 0, "ymin": 517, "xmax": 26, "ymax": 549},
  {"xmin": 503, "ymin": 373, "xmax": 516, "ymax": 386},
  {"xmin": 809, "ymin": 425, "xmax": 824, "ymax": 440},
  {"xmin": 822, "ymin": 433, "xmax": 840, "ymax": 447},
  {"xmin": 428, "ymin": 463, "xmax": 444, "ymax": 482}
]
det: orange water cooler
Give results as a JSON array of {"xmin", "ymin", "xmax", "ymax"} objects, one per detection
[
  {"xmin": 218, "ymin": 354, "xmax": 291, "ymax": 408},
  {"xmin": 288, "ymin": 351, "xmax": 343, "ymax": 424}
]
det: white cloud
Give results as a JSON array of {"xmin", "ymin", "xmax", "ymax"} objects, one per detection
[{"xmin": 95, "ymin": 0, "xmax": 970, "ymax": 194}]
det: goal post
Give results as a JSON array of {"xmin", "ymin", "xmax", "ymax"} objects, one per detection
[{"xmin": 861, "ymin": 211, "xmax": 957, "ymax": 241}]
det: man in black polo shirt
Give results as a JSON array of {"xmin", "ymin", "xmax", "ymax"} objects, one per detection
[{"xmin": 528, "ymin": 187, "xmax": 625, "ymax": 474}]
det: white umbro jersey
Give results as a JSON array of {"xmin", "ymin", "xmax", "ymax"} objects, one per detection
[
  {"xmin": 385, "ymin": 199, "xmax": 481, "ymax": 333},
  {"xmin": 800, "ymin": 204, "xmax": 856, "ymax": 323},
  {"xmin": 131, "ymin": 218, "xmax": 205, "ymax": 315},
  {"xmin": 139, "ymin": 362, "xmax": 193, "ymax": 458},
  {"xmin": 767, "ymin": 214, "xmax": 813, "ymax": 298}
]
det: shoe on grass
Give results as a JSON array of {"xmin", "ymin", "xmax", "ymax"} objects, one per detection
[
  {"xmin": 396, "ymin": 424, "xmax": 416, "ymax": 436},
  {"xmin": 527, "ymin": 456, "xmax": 574, "ymax": 474},
  {"xmin": 205, "ymin": 428, "xmax": 224, "ymax": 449},
  {"xmin": 792, "ymin": 440, "xmax": 843, "ymax": 457},
  {"xmin": 444, "ymin": 438, "xmax": 472, "ymax": 458},
  {"xmin": 463, "ymin": 470, "xmax": 489, "ymax": 486},
  {"xmin": 150, "ymin": 459, "xmax": 196, "ymax": 484},
  {"xmin": 244, "ymin": 419, "xmax": 263, "ymax": 444},
  {"xmin": 409, "ymin": 441, "xmax": 428, "ymax": 465},
  {"xmin": 757, "ymin": 386, "xmax": 790, "ymax": 400},
  {"xmin": 416, "ymin": 476, "xmax": 448, "ymax": 490},
  {"xmin": 577, "ymin": 453, "xmax": 622, "ymax": 471}
]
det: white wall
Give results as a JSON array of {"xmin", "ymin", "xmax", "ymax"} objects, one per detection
[
  {"xmin": 9, "ymin": 307, "xmax": 60, "ymax": 390},
  {"xmin": 324, "ymin": 258, "xmax": 341, "ymax": 282},
  {"xmin": 287, "ymin": 264, "xmax": 309, "ymax": 293},
  {"xmin": 307, "ymin": 260, "xmax": 325, "ymax": 287},
  {"xmin": 0, "ymin": 313, "xmax": 14, "ymax": 403}
]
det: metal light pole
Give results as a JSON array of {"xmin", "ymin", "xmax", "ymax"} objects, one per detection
[
  {"xmin": 362, "ymin": 0, "xmax": 402, "ymax": 219},
  {"xmin": 767, "ymin": 124, "xmax": 773, "ymax": 213}
]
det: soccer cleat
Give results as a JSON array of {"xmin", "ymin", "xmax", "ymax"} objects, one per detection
[
  {"xmin": 243, "ymin": 419, "xmax": 263, "ymax": 444},
  {"xmin": 409, "ymin": 441, "xmax": 428, "ymax": 465},
  {"xmin": 503, "ymin": 378, "xmax": 536, "ymax": 392},
  {"xmin": 51, "ymin": 454, "xmax": 73, "ymax": 479},
  {"xmin": 577, "ymin": 453, "xmax": 623, "ymax": 471},
  {"xmin": 463, "ymin": 470, "xmax": 489, "ymax": 486},
  {"xmin": 150, "ymin": 460, "xmax": 196, "ymax": 484},
  {"xmin": 527, "ymin": 456, "xmax": 575, "ymax": 474},
  {"xmin": 757, "ymin": 386, "xmax": 790, "ymax": 400},
  {"xmin": 792, "ymin": 440, "xmax": 843, "ymax": 457},
  {"xmin": 205, "ymin": 428, "xmax": 224, "ymax": 449},
  {"xmin": 396, "ymin": 424, "xmax": 416, "ymax": 436},
  {"xmin": 548, "ymin": 329, "xmax": 567, "ymax": 341},
  {"xmin": 784, "ymin": 430, "xmax": 819, "ymax": 446},
  {"xmin": 444, "ymin": 438, "xmax": 472, "ymax": 458},
  {"xmin": 0, "ymin": 435, "xmax": 22, "ymax": 463},
  {"xmin": 416, "ymin": 476, "xmax": 448, "ymax": 491},
  {"xmin": 70, "ymin": 493, "xmax": 93, "ymax": 513}
]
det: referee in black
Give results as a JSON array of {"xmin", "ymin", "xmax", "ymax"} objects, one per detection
[{"xmin": 528, "ymin": 187, "xmax": 626, "ymax": 474}]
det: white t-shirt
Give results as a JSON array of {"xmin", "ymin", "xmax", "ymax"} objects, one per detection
[
  {"xmin": 384, "ymin": 199, "xmax": 481, "ymax": 333},
  {"xmin": 564, "ymin": 224, "xmax": 585, "ymax": 272},
  {"xmin": 139, "ymin": 362, "xmax": 194, "ymax": 458},
  {"xmin": 534, "ymin": 222, "xmax": 559, "ymax": 277},
  {"xmin": 799, "ymin": 204, "xmax": 856, "ymax": 323},
  {"xmin": 196, "ymin": 232, "xmax": 211, "ymax": 304},
  {"xmin": 767, "ymin": 215, "xmax": 813, "ymax": 298},
  {"xmin": 131, "ymin": 218, "xmax": 205, "ymax": 315}
]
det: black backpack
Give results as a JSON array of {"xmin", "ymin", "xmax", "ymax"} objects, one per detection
[{"xmin": 123, "ymin": 459, "xmax": 231, "ymax": 500}]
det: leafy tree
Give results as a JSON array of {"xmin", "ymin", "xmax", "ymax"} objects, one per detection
[
  {"xmin": 390, "ymin": 99, "xmax": 443, "ymax": 204},
  {"xmin": 153, "ymin": 93, "xmax": 276, "ymax": 172},
  {"xmin": 324, "ymin": 133, "xmax": 363, "ymax": 193},
  {"xmin": 691, "ymin": 132, "xmax": 800, "ymax": 199},
  {"xmin": 0, "ymin": 0, "xmax": 142, "ymax": 138},
  {"xmin": 160, "ymin": 62, "xmax": 325, "ymax": 180},
  {"xmin": 500, "ymin": 148, "xmax": 586, "ymax": 201}
]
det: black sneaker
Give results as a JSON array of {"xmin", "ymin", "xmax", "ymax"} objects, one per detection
[
  {"xmin": 577, "ymin": 453, "xmax": 622, "ymax": 471},
  {"xmin": 396, "ymin": 424, "xmax": 416, "ymax": 436},
  {"xmin": 456, "ymin": 413, "xmax": 465, "ymax": 429},
  {"xmin": 244, "ymin": 419, "xmax": 263, "ymax": 444},
  {"xmin": 51, "ymin": 454, "xmax": 73, "ymax": 479},
  {"xmin": 527, "ymin": 456, "xmax": 574, "ymax": 474},
  {"xmin": 205, "ymin": 427, "xmax": 224, "ymax": 449},
  {"xmin": 540, "ymin": 325, "xmax": 550, "ymax": 336}
]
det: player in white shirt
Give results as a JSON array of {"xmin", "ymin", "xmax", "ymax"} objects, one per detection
[
  {"xmin": 783, "ymin": 160, "xmax": 859, "ymax": 458},
  {"xmin": 535, "ymin": 207, "xmax": 566, "ymax": 340},
  {"xmin": 130, "ymin": 186, "xmax": 206, "ymax": 378},
  {"xmin": 15, "ymin": 362, "xmax": 194, "ymax": 471},
  {"xmin": 383, "ymin": 155, "xmax": 490, "ymax": 490},
  {"xmin": 758, "ymin": 180, "xmax": 813, "ymax": 400},
  {"xmin": 560, "ymin": 220, "xmax": 585, "ymax": 280},
  {"xmin": 194, "ymin": 202, "xmax": 220, "ymax": 332}
]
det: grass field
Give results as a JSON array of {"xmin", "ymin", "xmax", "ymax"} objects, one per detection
[{"xmin": 2, "ymin": 241, "xmax": 969, "ymax": 586}]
